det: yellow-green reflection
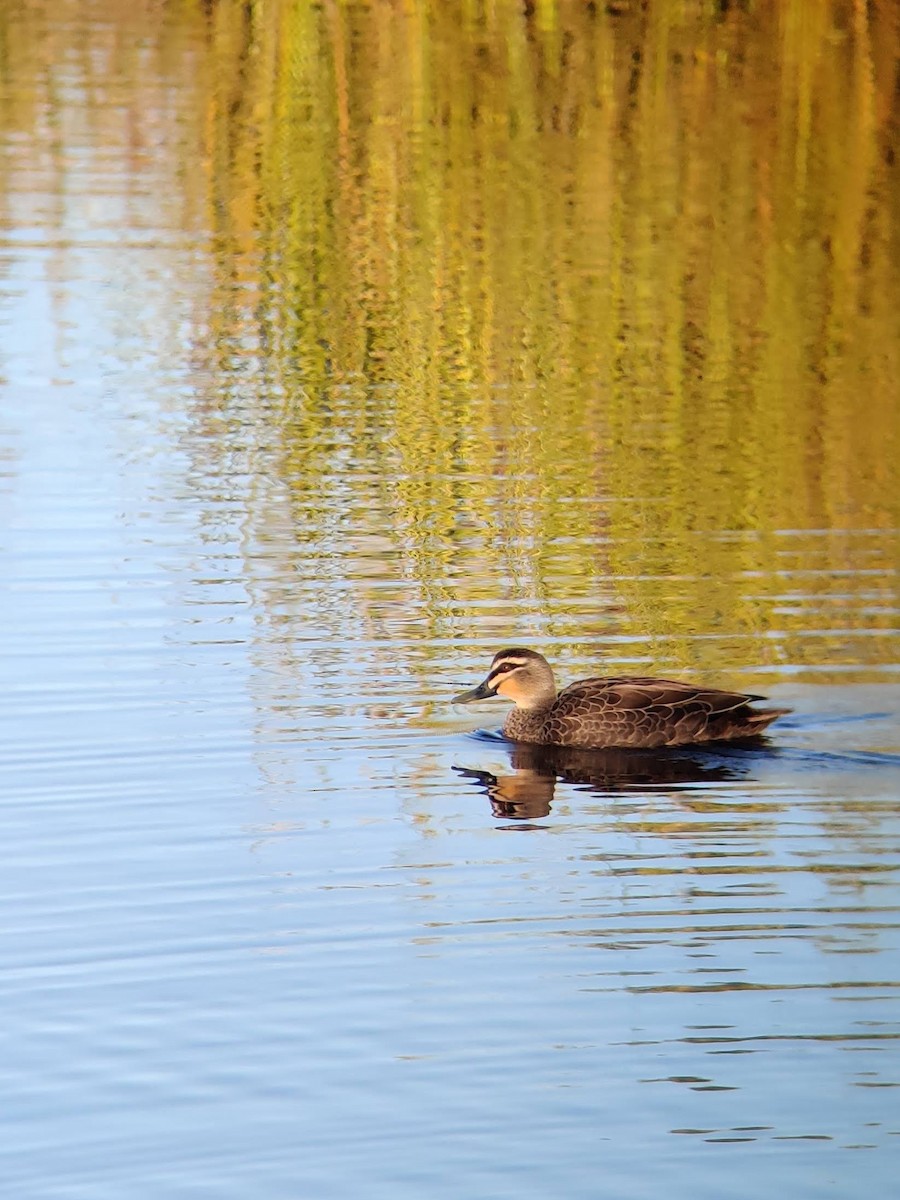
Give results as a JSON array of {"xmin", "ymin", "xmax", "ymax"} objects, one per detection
[
  {"xmin": 196, "ymin": 0, "xmax": 899, "ymax": 681},
  {"xmin": 4, "ymin": 0, "xmax": 898, "ymax": 685}
]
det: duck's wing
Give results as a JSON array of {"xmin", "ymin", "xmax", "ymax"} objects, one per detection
[
  {"xmin": 560, "ymin": 676, "xmax": 766, "ymax": 708},
  {"xmin": 552, "ymin": 677, "xmax": 785, "ymax": 747}
]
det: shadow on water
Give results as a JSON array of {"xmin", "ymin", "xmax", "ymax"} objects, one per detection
[{"xmin": 453, "ymin": 729, "xmax": 900, "ymax": 822}]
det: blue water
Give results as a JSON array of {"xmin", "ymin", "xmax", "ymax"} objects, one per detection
[
  {"xmin": 1, "ymin": 7, "xmax": 899, "ymax": 1199},
  {"xmin": 3, "ymin": 448, "xmax": 899, "ymax": 1197}
]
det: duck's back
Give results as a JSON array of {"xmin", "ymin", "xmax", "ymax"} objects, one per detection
[{"xmin": 505, "ymin": 675, "xmax": 789, "ymax": 749}]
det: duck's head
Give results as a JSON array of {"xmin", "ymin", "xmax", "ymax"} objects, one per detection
[{"xmin": 453, "ymin": 648, "xmax": 557, "ymax": 710}]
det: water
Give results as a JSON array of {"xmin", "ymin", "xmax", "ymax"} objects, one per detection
[{"xmin": 1, "ymin": 1, "xmax": 899, "ymax": 1196}]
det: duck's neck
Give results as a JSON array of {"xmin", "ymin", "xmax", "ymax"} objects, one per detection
[{"xmin": 503, "ymin": 700, "xmax": 554, "ymax": 743}]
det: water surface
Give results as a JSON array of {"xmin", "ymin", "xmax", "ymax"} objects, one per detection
[{"xmin": 1, "ymin": 2, "xmax": 899, "ymax": 1196}]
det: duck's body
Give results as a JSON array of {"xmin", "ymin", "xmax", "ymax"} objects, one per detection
[{"xmin": 453, "ymin": 648, "xmax": 791, "ymax": 749}]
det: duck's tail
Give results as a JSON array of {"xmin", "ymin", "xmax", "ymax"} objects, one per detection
[{"xmin": 733, "ymin": 706, "xmax": 792, "ymax": 737}]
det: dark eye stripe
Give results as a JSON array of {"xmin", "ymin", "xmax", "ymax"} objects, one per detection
[{"xmin": 489, "ymin": 658, "xmax": 528, "ymax": 680}]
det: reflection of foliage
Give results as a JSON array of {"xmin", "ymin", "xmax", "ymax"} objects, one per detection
[
  {"xmin": 189, "ymin": 0, "xmax": 899, "ymax": 678},
  {"xmin": 3, "ymin": 1, "xmax": 895, "ymax": 681}
]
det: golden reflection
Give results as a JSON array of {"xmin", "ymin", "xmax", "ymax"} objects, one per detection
[
  {"xmin": 3, "ymin": 0, "xmax": 898, "ymax": 688},
  {"xmin": 188, "ymin": 0, "xmax": 898, "ymax": 683}
]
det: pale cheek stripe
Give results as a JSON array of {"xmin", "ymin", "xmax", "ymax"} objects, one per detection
[{"xmin": 488, "ymin": 661, "xmax": 529, "ymax": 687}]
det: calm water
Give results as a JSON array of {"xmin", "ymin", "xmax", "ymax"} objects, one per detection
[{"xmin": 2, "ymin": 2, "xmax": 899, "ymax": 1196}]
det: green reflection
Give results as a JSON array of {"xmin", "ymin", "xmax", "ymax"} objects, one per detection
[
  {"xmin": 4, "ymin": 0, "xmax": 898, "ymax": 683},
  {"xmin": 196, "ymin": 0, "xmax": 899, "ymax": 680}
]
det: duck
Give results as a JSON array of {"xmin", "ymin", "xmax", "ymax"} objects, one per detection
[{"xmin": 453, "ymin": 647, "xmax": 791, "ymax": 749}]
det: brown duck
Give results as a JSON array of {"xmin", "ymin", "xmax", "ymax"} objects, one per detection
[{"xmin": 453, "ymin": 648, "xmax": 791, "ymax": 749}]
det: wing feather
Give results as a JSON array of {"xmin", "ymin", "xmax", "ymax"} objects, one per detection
[
  {"xmin": 557, "ymin": 677, "xmax": 760, "ymax": 715},
  {"xmin": 547, "ymin": 677, "xmax": 777, "ymax": 748}
]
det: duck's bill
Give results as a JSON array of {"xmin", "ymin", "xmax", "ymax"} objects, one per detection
[{"xmin": 452, "ymin": 679, "xmax": 495, "ymax": 704}]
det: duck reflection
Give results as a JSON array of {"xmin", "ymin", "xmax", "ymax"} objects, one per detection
[{"xmin": 454, "ymin": 741, "xmax": 760, "ymax": 821}]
